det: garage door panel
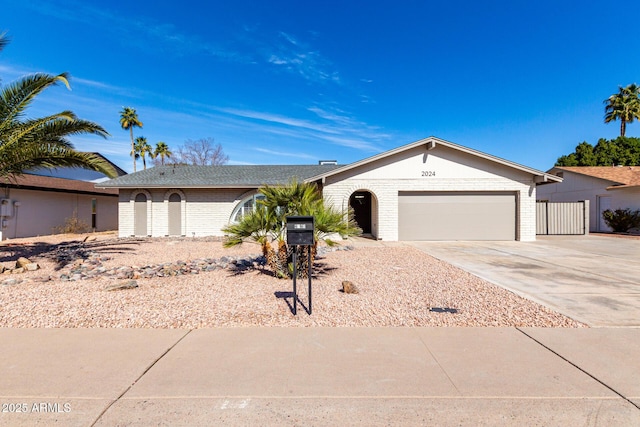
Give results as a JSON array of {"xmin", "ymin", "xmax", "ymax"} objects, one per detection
[{"xmin": 398, "ymin": 192, "xmax": 516, "ymax": 241}]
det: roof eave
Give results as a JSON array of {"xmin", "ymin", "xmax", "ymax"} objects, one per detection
[
  {"xmin": 606, "ymin": 184, "xmax": 640, "ymax": 191},
  {"xmin": 96, "ymin": 183, "xmax": 275, "ymax": 190}
]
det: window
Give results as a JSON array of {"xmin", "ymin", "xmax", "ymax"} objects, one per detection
[
  {"xmin": 91, "ymin": 198, "xmax": 97, "ymax": 229},
  {"xmin": 231, "ymin": 194, "xmax": 265, "ymax": 222}
]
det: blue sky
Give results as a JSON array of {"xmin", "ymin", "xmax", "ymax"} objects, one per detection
[{"xmin": 3, "ymin": 0, "xmax": 640, "ymax": 173}]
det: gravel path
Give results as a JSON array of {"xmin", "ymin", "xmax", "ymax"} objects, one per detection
[{"xmin": 0, "ymin": 233, "xmax": 586, "ymax": 328}]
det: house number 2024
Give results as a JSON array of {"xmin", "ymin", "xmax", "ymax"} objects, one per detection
[{"xmin": 421, "ymin": 171, "xmax": 436, "ymax": 177}]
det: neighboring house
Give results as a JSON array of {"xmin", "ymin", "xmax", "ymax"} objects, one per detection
[
  {"xmin": 537, "ymin": 166, "xmax": 640, "ymax": 232},
  {"xmin": 0, "ymin": 154, "xmax": 126, "ymax": 240},
  {"xmin": 27, "ymin": 153, "xmax": 128, "ymax": 183},
  {"xmin": 98, "ymin": 137, "xmax": 560, "ymax": 241},
  {"xmin": 0, "ymin": 174, "xmax": 119, "ymax": 240}
]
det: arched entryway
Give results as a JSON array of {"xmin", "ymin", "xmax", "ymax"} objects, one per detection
[
  {"xmin": 134, "ymin": 192, "xmax": 147, "ymax": 236},
  {"xmin": 349, "ymin": 191, "xmax": 374, "ymax": 236},
  {"xmin": 168, "ymin": 193, "xmax": 182, "ymax": 236}
]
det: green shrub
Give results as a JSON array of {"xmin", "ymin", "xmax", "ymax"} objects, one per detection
[{"xmin": 602, "ymin": 208, "xmax": 640, "ymax": 232}]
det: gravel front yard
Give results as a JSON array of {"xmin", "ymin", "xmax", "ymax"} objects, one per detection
[{"xmin": 0, "ymin": 232, "xmax": 586, "ymax": 328}]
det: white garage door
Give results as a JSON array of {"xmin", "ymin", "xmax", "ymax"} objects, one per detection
[{"xmin": 398, "ymin": 192, "xmax": 516, "ymax": 241}]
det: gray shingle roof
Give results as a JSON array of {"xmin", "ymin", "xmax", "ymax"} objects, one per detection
[{"xmin": 97, "ymin": 164, "xmax": 342, "ymax": 188}]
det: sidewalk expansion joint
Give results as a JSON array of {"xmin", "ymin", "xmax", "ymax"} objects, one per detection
[
  {"xmin": 89, "ymin": 329, "xmax": 193, "ymax": 427},
  {"xmin": 412, "ymin": 329, "xmax": 461, "ymax": 395},
  {"xmin": 516, "ymin": 327, "xmax": 640, "ymax": 411}
]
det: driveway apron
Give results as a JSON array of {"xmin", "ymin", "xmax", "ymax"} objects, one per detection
[{"xmin": 406, "ymin": 235, "xmax": 640, "ymax": 327}]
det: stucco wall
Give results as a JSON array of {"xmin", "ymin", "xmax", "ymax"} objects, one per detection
[
  {"xmin": 322, "ymin": 145, "xmax": 537, "ymax": 241},
  {"xmin": 611, "ymin": 188, "xmax": 640, "ymax": 211},
  {"xmin": 0, "ymin": 189, "xmax": 117, "ymax": 239},
  {"xmin": 537, "ymin": 172, "xmax": 640, "ymax": 232}
]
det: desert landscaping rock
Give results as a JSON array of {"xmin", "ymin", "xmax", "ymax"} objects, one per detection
[
  {"xmin": 15, "ymin": 257, "xmax": 31, "ymax": 268},
  {"xmin": 342, "ymin": 280, "xmax": 358, "ymax": 294},
  {"xmin": 105, "ymin": 280, "xmax": 139, "ymax": 291},
  {"xmin": 25, "ymin": 263, "xmax": 39, "ymax": 271},
  {"xmin": 0, "ymin": 233, "xmax": 586, "ymax": 328}
]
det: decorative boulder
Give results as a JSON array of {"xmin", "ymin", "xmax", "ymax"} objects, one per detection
[{"xmin": 16, "ymin": 257, "xmax": 31, "ymax": 268}]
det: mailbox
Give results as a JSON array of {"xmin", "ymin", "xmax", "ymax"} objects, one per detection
[{"xmin": 286, "ymin": 216, "xmax": 315, "ymax": 246}]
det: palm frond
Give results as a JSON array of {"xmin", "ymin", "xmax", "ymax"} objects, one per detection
[
  {"xmin": 0, "ymin": 73, "xmax": 69, "ymax": 128},
  {"xmin": 0, "ymin": 145, "xmax": 116, "ymax": 180}
]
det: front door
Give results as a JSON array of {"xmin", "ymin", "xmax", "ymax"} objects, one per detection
[{"xmin": 350, "ymin": 191, "xmax": 372, "ymax": 234}]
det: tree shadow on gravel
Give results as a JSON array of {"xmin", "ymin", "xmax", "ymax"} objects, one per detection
[
  {"xmin": 226, "ymin": 257, "xmax": 337, "ymax": 279},
  {"xmin": 226, "ymin": 263, "xmax": 275, "ymax": 278},
  {"xmin": 0, "ymin": 237, "xmax": 144, "ymax": 270}
]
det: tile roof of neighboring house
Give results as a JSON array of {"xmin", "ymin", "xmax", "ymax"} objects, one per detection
[
  {"xmin": 97, "ymin": 164, "xmax": 343, "ymax": 188},
  {"xmin": 2, "ymin": 174, "xmax": 118, "ymax": 195},
  {"xmin": 552, "ymin": 166, "xmax": 640, "ymax": 189}
]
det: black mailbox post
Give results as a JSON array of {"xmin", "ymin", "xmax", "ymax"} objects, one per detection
[
  {"xmin": 286, "ymin": 216, "xmax": 314, "ymax": 315},
  {"xmin": 286, "ymin": 216, "xmax": 315, "ymax": 246}
]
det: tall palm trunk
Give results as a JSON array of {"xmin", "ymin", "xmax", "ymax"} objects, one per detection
[
  {"xmin": 277, "ymin": 239, "xmax": 289, "ymax": 278},
  {"xmin": 296, "ymin": 242, "xmax": 317, "ymax": 279},
  {"xmin": 130, "ymin": 127, "xmax": 136, "ymax": 172},
  {"xmin": 263, "ymin": 241, "xmax": 277, "ymax": 273}
]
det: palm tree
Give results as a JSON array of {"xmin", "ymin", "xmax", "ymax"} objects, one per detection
[
  {"xmin": 0, "ymin": 34, "xmax": 116, "ymax": 181},
  {"xmin": 223, "ymin": 180, "xmax": 360, "ymax": 278},
  {"xmin": 0, "ymin": 32, "xmax": 8, "ymax": 54},
  {"xmin": 134, "ymin": 136, "xmax": 153, "ymax": 170},
  {"xmin": 154, "ymin": 141, "xmax": 172, "ymax": 165},
  {"xmin": 604, "ymin": 84, "xmax": 640, "ymax": 137},
  {"xmin": 119, "ymin": 107, "xmax": 143, "ymax": 172}
]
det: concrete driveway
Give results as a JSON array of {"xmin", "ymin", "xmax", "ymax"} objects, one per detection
[{"xmin": 407, "ymin": 235, "xmax": 640, "ymax": 327}]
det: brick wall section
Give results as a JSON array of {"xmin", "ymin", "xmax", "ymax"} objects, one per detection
[
  {"xmin": 118, "ymin": 188, "xmax": 252, "ymax": 237},
  {"xmin": 322, "ymin": 144, "xmax": 538, "ymax": 241},
  {"xmin": 323, "ymin": 178, "xmax": 536, "ymax": 241}
]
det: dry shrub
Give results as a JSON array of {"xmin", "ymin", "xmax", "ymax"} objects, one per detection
[{"xmin": 53, "ymin": 210, "xmax": 91, "ymax": 234}]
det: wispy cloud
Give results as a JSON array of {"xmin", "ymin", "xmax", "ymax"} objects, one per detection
[
  {"xmin": 307, "ymin": 105, "xmax": 390, "ymax": 140},
  {"xmin": 24, "ymin": 0, "xmax": 245, "ymax": 61},
  {"xmin": 254, "ymin": 147, "xmax": 317, "ymax": 160},
  {"xmin": 219, "ymin": 107, "xmax": 342, "ymax": 135},
  {"xmin": 0, "ymin": 64, "xmax": 36, "ymax": 78},
  {"xmin": 260, "ymin": 31, "xmax": 340, "ymax": 84},
  {"xmin": 25, "ymin": 1, "xmax": 344, "ymax": 87},
  {"xmin": 218, "ymin": 105, "xmax": 387, "ymax": 152}
]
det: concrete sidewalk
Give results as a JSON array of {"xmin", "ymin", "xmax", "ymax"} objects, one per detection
[{"xmin": 0, "ymin": 328, "xmax": 638, "ymax": 426}]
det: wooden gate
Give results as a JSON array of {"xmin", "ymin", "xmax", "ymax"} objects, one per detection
[{"xmin": 536, "ymin": 201, "xmax": 589, "ymax": 235}]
